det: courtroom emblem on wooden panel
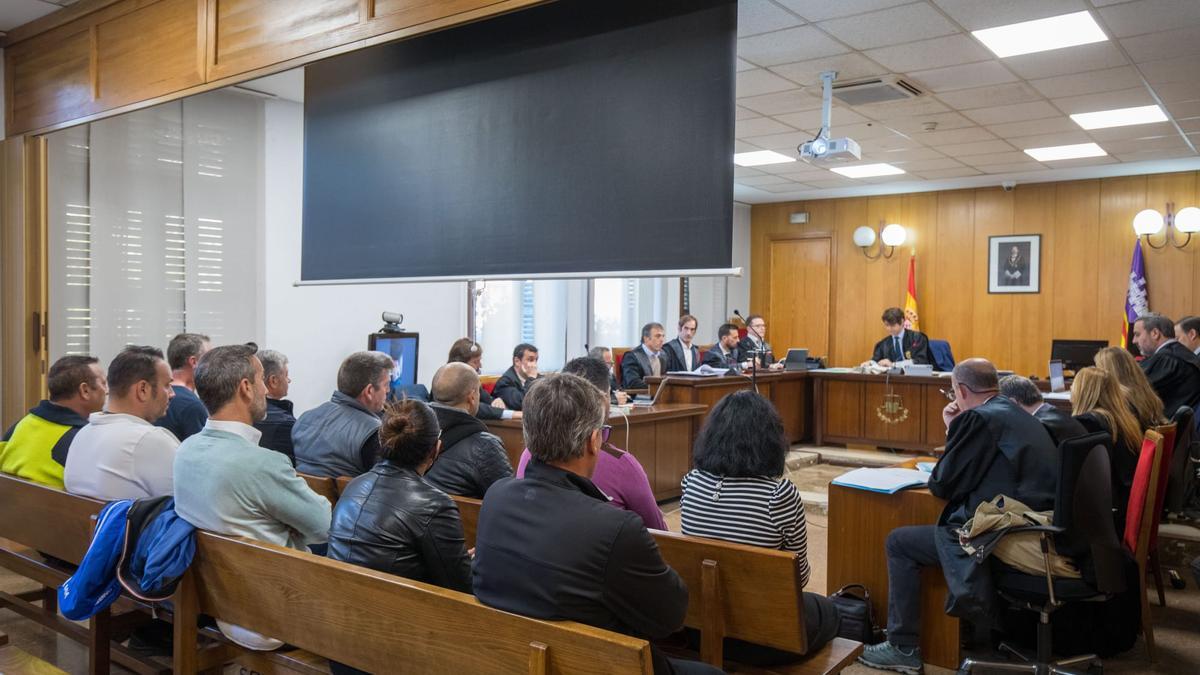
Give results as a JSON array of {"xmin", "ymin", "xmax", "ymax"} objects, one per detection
[{"xmin": 876, "ymin": 392, "xmax": 909, "ymax": 424}]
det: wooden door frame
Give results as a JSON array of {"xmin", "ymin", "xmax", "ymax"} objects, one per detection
[{"xmin": 764, "ymin": 231, "xmax": 834, "ymax": 362}]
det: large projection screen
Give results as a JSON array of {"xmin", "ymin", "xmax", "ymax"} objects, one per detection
[{"xmin": 301, "ymin": 0, "xmax": 735, "ymax": 283}]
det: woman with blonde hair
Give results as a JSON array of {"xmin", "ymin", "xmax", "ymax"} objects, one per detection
[
  {"xmin": 1071, "ymin": 366, "xmax": 1144, "ymax": 526},
  {"xmin": 1094, "ymin": 346, "xmax": 1167, "ymax": 430}
]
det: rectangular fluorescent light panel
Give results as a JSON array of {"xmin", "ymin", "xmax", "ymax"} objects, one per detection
[
  {"xmin": 734, "ymin": 150, "xmax": 796, "ymax": 167},
  {"xmin": 830, "ymin": 163, "xmax": 905, "ymax": 178},
  {"xmin": 1070, "ymin": 105, "xmax": 1168, "ymax": 130},
  {"xmin": 1023, "ymin": 143, "xmax": 1107, "ymax": 162},
  {"xmin": 972, "ymin": 11, "xmax": 1107, "ymax": 58}
]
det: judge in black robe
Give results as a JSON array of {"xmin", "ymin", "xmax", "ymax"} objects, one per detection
[{"xmin": 1140, "ymin": 340, "xmax": 1200, "ymax": 418}]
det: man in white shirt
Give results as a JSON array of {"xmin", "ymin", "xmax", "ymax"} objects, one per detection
[
  {"xmin": 65, "ymin": 346, "xmax": 180, "ymax": 500},
  {"xmin": 1176, "ymin": 316, "xmax": 1200, "ymax": 356},
  {"xmin": 663, "ymin": 314, "xmax": 700, "ymax": 373}
]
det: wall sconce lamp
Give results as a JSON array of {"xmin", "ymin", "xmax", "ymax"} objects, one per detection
[
  {"xmin": 853, "ymin": 221, "xmax": 907, "ymax": 260},
  {"xmin": 1133, "ymin": 202, "xmax": 1199, "ymax": 249}
]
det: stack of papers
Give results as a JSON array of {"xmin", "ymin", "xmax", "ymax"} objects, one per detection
[
  {"xmin": 666, "ymin": 364, "xmax": 730, "ymax": 377},
  {"xmin": 831, "ymin": 467, "xmax": 931, "ymax": 494}
]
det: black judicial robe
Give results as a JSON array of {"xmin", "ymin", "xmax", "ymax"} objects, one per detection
[
  {"xmin": 871, "ymin": 330, "xmax": 933, "ymax": 365},
  {"xmin": 1034, "ymin": 403, "xmax": 1088, "ymax": 448},
  {"xmin": 1140, "ymin": 341, "xmax": 1200, "ymax": 418},
  {"xmin": 737, "ymin": 336, "xmax": 775, "ymax": 368}
]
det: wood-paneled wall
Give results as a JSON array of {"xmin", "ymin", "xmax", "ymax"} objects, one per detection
[
  {"xmin": 2, "ymin": 0, "xmax": 548, "ymax": 136},
  {"xmin": 750, "ymin": 171, "xmax": 1200, "ymax": 378}
]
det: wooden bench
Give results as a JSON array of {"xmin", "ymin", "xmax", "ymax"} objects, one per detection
[
  {"xmin": 0, "ymin": 474, "xmax": 172, "ymax": 675},
  {"xmin": 172, "ymin": 530, "xmax": 654, "ymax": 674},
  {"xmin": 445, "ymin": 496, "xmax": 861, "ymax": 674}
]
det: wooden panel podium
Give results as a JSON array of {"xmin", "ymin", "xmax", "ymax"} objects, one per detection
[
  {"xmin": 645, "ymin": 372, "xmax": 811, "ymax": 443},
  {"xmin": 485, "ymin": 403, "xmax": 706, "ymax": 502}
]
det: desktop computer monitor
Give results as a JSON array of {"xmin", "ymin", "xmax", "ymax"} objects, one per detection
[
  {"xmin": 1049, "ymin": 339, "xmax": 1107, "ymax": 373},
  {"xmin": 368, "ymin": 332, "xmax": 420, "ymax": 391}
]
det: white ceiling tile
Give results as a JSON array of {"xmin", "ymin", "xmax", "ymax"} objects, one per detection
[
  {"xmin": 736, "ymin": 58, "xmax": 758, "ymax": 72},
  {"xmin": 936, "ymin": 139, "xmax": 1018, "ymax": 156},
  {"xmin": 738, "ymin": 0, "xmax": 805, "ymax": 37},
  {"xmin": 882, "ymin": 112, "xmax": 977, "ymax": 134},
  {"xmin": 930, "ymin": 0, "xmax": 1090, "ymax": 31},
  {"xmin": 1178, "ymin": 118, "xmax": 1200, "ymax": 133},
  {"xmin": 738, "ymin": 26, "xmax": 850, "ymax": 67},
  {"xmin": 1119, "ymin": 25, "xmax": 1200, "ymax": 61},
  {"xmin": 803, "ymin": 177, "xmax": 868, "ymax": 188},
  {"xmin": 955, "ymin": 150, "xmax": 1032, "ymax": 165},
  {"xmin": 757, "ymin": 160, "xmax": 819, "ymax": 175},
  {"xmin": 1040, "ymin": 155, "xmax": 1120, "ymax": 168},
  {"xmin": 918, "ymin": 126, "xmax": 1000, "ymax": 145},
  {"xmin": 818, "ymin": 4, "xmax": 959, "ymax": 50},
  {"xmin": 736, "ymin": 106, "xmax": 760, "ymax": 121},
  {"xmin": 962, "ymin": 101, "xmax": 1062, "ymax": 125},
  {"xmin": 1007, "ymin": 130, "xmax": 1096, "ymax": 148},
  {"xmin": 774, "ymin": 106, "xmax": 868, "ymax": 129},
  {"xmin": 936, "ymin": 82, "xmax": 1044, "ymax": 109},
  {"xmin": 909, "ymin": 61, "xmax": 1018, "ymax": 92},
  {"xmin": 734, "ymin": 166, "xmax": 766, "ymax": 178},
  {"xmin": 1029, "ymin": 66, "xmax": 1144, "ymax": 98},
  {"xmin": 1050, "ymin": 86, "xmax": 1156, "ymax": 113},
  {"xmin": 737, "ymin": 174, "xmax": 800, "ymax": 187},
  {"xmin": 915, "ymin": 167, "xmax": 985, "ymax": 179},
  {"xmin": 736, "ymin": 116, "xmax": 797, "ymax": 137},
  {"xmin": 985, "ymin": 116, "xmax": 1081, "ymax": 138},
  {"xmin": 893, "ymin": 157, "xmax": 968, "ymax": 171},
  {"xmin": 1167, "ymin": 100, "xmax": 1200, "ymax": 119},
  {"xmin": 776, "ymin": 166, "xmax": 840, "ymax": 180},
  {"xmin": 1115, "ymin": 150, "xmax": 1197, "ymax": 162},
  {"xmin": 1139, "ymin": 55, "xmax": 1200, "ymax": 85},
  {"xmin": 759, "ymin": 182, "xmax": 812, "ymax": 193},
  {"xmin": 1097, "ymin": 0, "xmax": 1200, "ymax": 39},
  {"xmin": 736, "ymin": 69, "xmax": 800, "ymax": 97},
  {"xmin": 864, "ymin": 34, "xmax": 993, "ymax": 73},
  {"xmin": 1086, "ymin": 122, "xmax": 1178, "ymax": 141},
  {"xmin": 864, "ymin": 146, "xmax": 950, "ymax": 161},
  {"xmin": 831, "ymin": 122, "xmax": 905, "ymax": 141},
  {"xmin": 1151, "ymin": 81, "xmax": 1200, "ymax": 103},
  {"xmin": 776, "ymin": 0, "xmax": 914, "ymax": 22},
  {"xmin": 739, "ymin": 130, "xmax": 813, "ymax": 151},
  {"xmin": 0, "ymin": 0, "xmax": 60, "ymax": 32},
  {"xmin": 855, "ymin": 96, "xmax": 952, "ymax": 120},
  {"xmin": 1091, "ymin": 0, "xmax": 1134, "ymax": 5},
  {"xmin": 1102, "ymin": 135, "xmax": 1190, "ymax": 153},
  {"xmin": 865, "ymin": 134, "xmax": 926, "ymax": 151},
  {"xmin": 1003, "ymin": 42, "xmax": 1129, "ymax": 80},
  {"xmin": 769, "ymin": 53, "xmax": 889, "ymax": 88},
  {"xmin": 973, "ymin": 162, "xmax": 1048, "ymax": 173},
  {"xmin": 738, "ymin": 88, "xmax": 824, "ymax": 115}
]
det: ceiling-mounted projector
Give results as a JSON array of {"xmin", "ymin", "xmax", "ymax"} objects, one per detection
[
  {"xmin": 799, "ymin": 136, "xmax": 861, "ymax": 163},
  {"xmin": 798, "ymin": 71, "xmax": 861, "ymax": 165}
]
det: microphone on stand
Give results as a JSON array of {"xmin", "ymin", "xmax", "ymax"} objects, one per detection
[{"xmin": 732, "ymin": 309, "xmax": 760, "ymax": 393}]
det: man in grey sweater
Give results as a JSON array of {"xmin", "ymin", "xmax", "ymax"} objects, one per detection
[{"xmin": 174, "ymin": 344, "xmax": 331, "ymax": 650}]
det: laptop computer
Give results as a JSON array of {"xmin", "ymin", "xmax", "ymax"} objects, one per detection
[
  {"xmin": 783, "ymin": 348, "xmax": 809, "ymax": 372},
  {"xmin": 1049, "ymin": 359, "xmax": 1066, "ymax": 393},
  {"xmin": 632, "ymin": 376, "xmax": 674, "ymax": 406}
]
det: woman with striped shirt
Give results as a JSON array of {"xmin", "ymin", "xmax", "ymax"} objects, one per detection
[{"xmin": 680, "ymin": 390, "xmax": 840, "ymax": 664}]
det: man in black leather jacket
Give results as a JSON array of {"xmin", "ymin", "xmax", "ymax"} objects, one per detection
[{"xmin": 425, "ymin": 363, "xmax": 513, "ymax": 498}]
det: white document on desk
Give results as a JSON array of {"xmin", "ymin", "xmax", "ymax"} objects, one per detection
[
  {"xmin": 831, "ymin": 467, "xmax": 931, "ymax": 494},
  {"xmin": 666, "ymin": 364, "xmax": 729, "ymax": 377}
]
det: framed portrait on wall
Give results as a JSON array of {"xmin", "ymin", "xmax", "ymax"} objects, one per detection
[{"xmin": 988, "ymin": 234, "xmax": 1041, "ymax": 294}]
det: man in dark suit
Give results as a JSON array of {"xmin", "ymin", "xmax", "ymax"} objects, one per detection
[
  {"xmin": 702, "ymin": 323, "xmax": 742, "ymax": 369},
  {"xmin": 737, "ymin": 314, "xmax": 781, "ymax": 369},
  {"xmin": 1134, "ymin": 313, "xmax": 1200, "ymax": 417},
  {"xmin": 662, "ymin": 314, "xmax": 701, "ymax": 373},
  {"xmin": 860, "ymin": 359, "xmax": 1058, "ymax": 673},
  {"xmin": 870, "ymin": 307, "xmax": 932, "ymax": 367},
  {"xmin": 998, "ymin": 374, "xmax": 1087, "ymax": 447},
  {"xmin": 473, "ymin": 373, "xmax": 718, "ymax": 675},
  {"xmin": 622, "ymin": 323, "xmax": 666, "ymax": 389},
  {"xmin": 253, "ymin": 349, "xmax": 296, "ymax": 463},
  {"xmin": 492, "ymin": 343, "xmax": 539, "ymax": 411},
  {"xmin": 588, "ymin": 346, "xmax": 629, "ymax": 405}
]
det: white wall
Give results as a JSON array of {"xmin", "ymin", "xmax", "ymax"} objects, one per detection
[{"xmin": 261, "ymin": 100, "xmax": 467, "ymax": 415}]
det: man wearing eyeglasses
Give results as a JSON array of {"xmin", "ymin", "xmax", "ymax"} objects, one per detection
[{"xmin": 860, "ymin": 358, "xmax": 1059, "ymax": 674}]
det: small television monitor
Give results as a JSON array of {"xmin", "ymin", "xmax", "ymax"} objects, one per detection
[
  {"xmin": 1049, "ymin": 359, "xmax": 1066, "ymax": 392},
  {"xmin": 1050, "ymin": 339, "xmax": 1107, "ymax": 373},
  {"xmin": 368, "ymin": 332, "xmax": 420, "ymax": 389}
]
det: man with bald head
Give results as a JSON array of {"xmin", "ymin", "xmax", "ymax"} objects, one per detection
[
  {"xmin": 860, "ymin": 358, "xmax": 1059, "ymax": 673},
  {"xmin": 424, "ymin": 362, "xmax": 513, "ymax": 498}
]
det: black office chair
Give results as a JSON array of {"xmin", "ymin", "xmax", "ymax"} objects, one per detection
[
  {"xmin": 1163, "ymin": 405, "xmax": 1196, "ymax": 514},
  {"xmin": 959, "ymin": 432, "xmax": 1126, "ymax": 674}
]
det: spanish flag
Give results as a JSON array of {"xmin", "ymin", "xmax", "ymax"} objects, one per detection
[{"xmin": 904, "ymin": 254, "xmax": 920, "ymax": 332}]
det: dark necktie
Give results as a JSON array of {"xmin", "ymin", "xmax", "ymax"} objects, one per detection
[{"xmin": 894, "ymin": 336, "xmax": 903, "ymax": 361}]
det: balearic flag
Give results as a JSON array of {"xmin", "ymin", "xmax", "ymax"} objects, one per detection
[
  {"xmin": 904, "ymin": 254, "xmax": 920, "ymax": 332},
  {"xmin": 1122, "ymin": 238, "xmax": 1149, "ymax": 349}
]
